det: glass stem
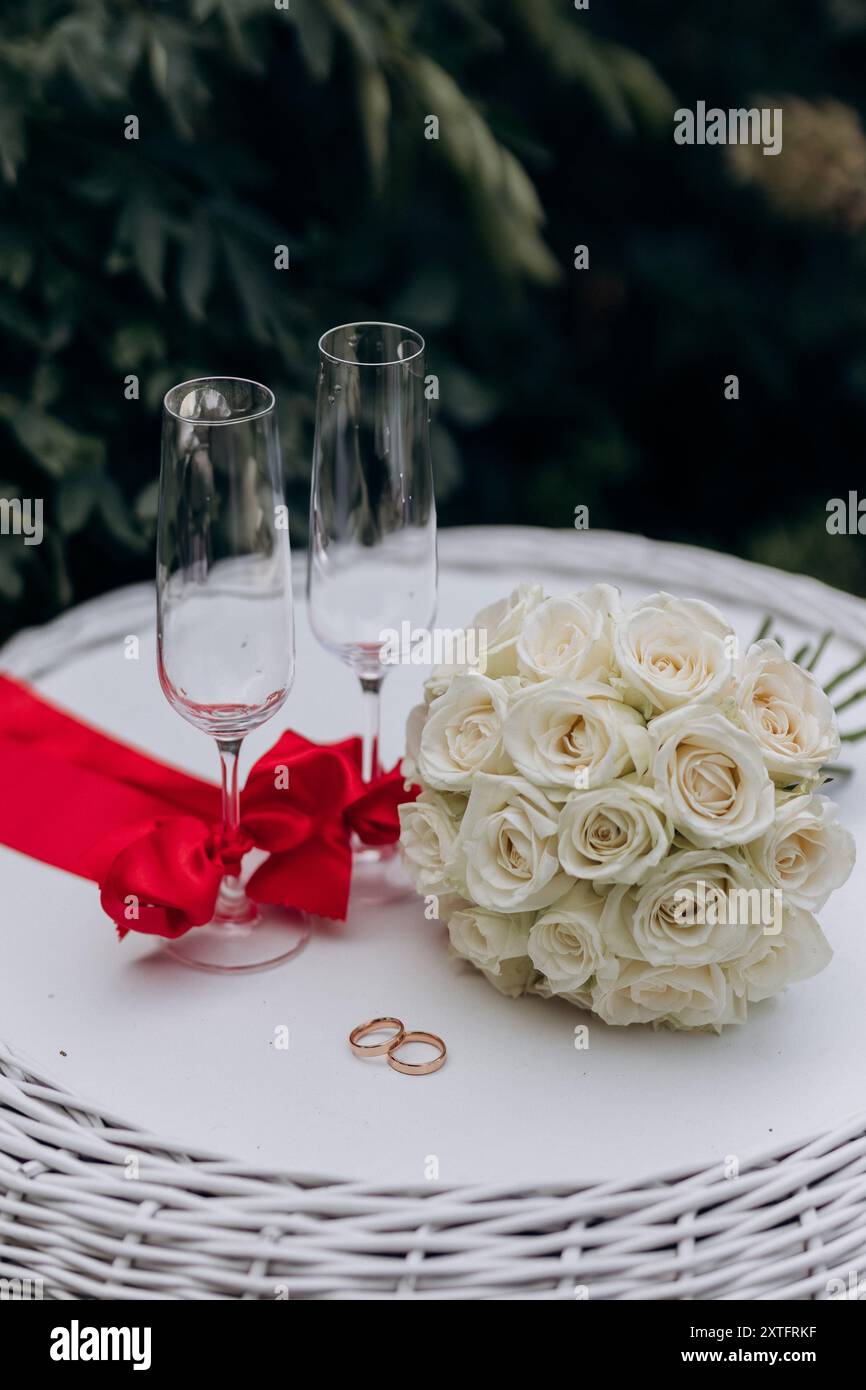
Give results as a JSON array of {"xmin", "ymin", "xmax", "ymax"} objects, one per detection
[
  {"xmin": 359, "ymin": 675, "xmax": 383, "ymax": 784},
  {"xmin": 215, "ymin": 737, "xmax": 254, "ymax": 923}
]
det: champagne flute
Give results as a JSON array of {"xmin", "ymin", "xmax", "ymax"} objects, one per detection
[
  {"xmin": 157, "ymin": 376, "xmax": 309, "ymax": 972},
  {"xmin": 307, "ymin": 323, "xmax": 437, "ymax": 883}
]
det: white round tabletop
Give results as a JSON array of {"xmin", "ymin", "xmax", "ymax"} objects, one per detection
[{"xmin": 2, "ymin": 527, "xmax": 864, "ymax": 1188}]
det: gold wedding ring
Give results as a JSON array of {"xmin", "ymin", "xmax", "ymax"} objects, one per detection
[
  {"xmin": 386, "ymin": 1030, "xmax": 447, "ymax": 1076},
  {"xmin": 349, "ymin": 1017, "xmax": 405, "ymax": 1057}
]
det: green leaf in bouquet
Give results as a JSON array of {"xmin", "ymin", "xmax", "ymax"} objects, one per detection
[
  {"xmin": 824, "ymin": 651, "xmax": 866, "ymax": 695},
  {"xmin": 833, "ymin": 682, "xmax": 866, "ymax": 715},
  {"xmin": 805, "ymin": 629, "xmax": 833, "ymax": 672},
  {"xmin": 752, "ymin": 614, "xmax": 866, "ymax": 750}
]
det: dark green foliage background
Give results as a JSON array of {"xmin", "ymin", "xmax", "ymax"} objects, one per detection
[{"xmin": 2, "ymin": 0, "xmax": 866, "ymax": 641}]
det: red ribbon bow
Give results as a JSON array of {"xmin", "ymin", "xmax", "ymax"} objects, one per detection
[{"xmin": 0, "ymin": 675, "xmax": 416, "ymax": 939}]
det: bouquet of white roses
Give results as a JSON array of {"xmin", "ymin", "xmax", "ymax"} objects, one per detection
[{"xmin": 398, "ymin": 585, "xmax": 856, "ymax": 1030}]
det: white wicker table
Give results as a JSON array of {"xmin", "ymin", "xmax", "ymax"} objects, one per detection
[{"xmin": 1, "ymin": 527, "xmax": 865, "ymax": 1300}]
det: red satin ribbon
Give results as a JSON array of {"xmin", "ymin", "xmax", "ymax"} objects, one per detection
[{"xmin": 0, "ymin": 674, "xmax": 415, "ymax": 938}]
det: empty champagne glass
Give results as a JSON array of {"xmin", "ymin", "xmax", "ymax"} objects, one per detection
[
  {"xmin": 157, "ymin": 376, "xmax": 309, "ymax": 972},
  {"xmin": 307, "ymin": 323, "xmax": 437, "ymax": 889}
]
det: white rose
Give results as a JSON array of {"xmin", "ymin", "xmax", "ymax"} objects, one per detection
[
  {"xmin": 725, "ymin": 905, "xmax": 832, "ymax": 1002},
  {"xmin": 468, "ymin": 583, "xmax": 546, "ymax": 678},
  {"xmin": 651, "ymin": 706, "xmax": 774, "ymax": 847},
  {"xmin": 516, "ymin": 585, "xmax": 620, "ymax": 683},
  {"xmin": 451, "ymin": 772, "xmax": 571, "ymax": 911},
  {"xmin": 503, "ymin": 680, "xmax": 646, "ymax": 793},
  {"xmin": 736, "ymin": 640, "xmax": 840, "ymax": 784},
  {"xmin": 398, "ymin": 790, "xmax": 464, "ymax": 896},
  {"xmin": 447, "ymin": 905, "xmax": 536, "ymax": 997},
  {"xmin": 602, "ymin": 849, "xmax": 766, "ymax": 967},
  {"xmin": 527, "ymin": 881, "xmax": 617, "ymax": 1001},
  {"xmin": 401, "ymin": 702, "xmax": 427, "ymax": 785},
  {"xmin": 744, "ymin": 793, "xmax": 855, "ymax": 910},
  {"xmin": 591, "ymin": 959, "xmax": 740, "ymax": 1030},
  {"xmin": 558, "ymin": 779, "xmax": 672, "ymax": 884},
  {"xmin": 423, "ymin": 638, "xmax": 478, "ymax": 703},
  {"xmin": 613, "ymin": 592, "xmax": 735, "ymax": 714},
  {"xmin": 532, "ymin": 974, "xmax": 594, "ymax": 1011},
  {"xmin": 417, "ymin": 672, "xmax": 514, "ymax": 791}
]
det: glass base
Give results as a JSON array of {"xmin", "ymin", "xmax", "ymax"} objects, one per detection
[
  {"xmin": 350, "ymin": 839, "xmax": 414, "ymax": 905},
  {"xmin": 166, "ymin": 906, "xmax": 311, "ymax": 974}
]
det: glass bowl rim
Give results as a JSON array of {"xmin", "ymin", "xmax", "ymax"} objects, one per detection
[
  {"xmin": 318, "ymin": 321, "xmax": 426, "ymax": 368},
  {"xmin": 163, "ymin": 376, "xmax": 276, "ymax": 425}
]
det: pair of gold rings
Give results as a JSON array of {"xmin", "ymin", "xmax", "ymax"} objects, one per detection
[{"xmin": 349, "ymin": 1017, "xmax": 447, "ymax": 1076}]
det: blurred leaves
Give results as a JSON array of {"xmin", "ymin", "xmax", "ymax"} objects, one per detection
[
  {"xmin": 355, "ymin": 58, "xmax": 391, "ymax": 189},
  {"xmin": 0, "ymin": 392, "xmax": 105, "ymax": 480},
  {"xmin": 8, "ymin": 0, "xmax": 641, "ymax": 638},
  {"xmin": 508, "ymin": 0, "xmax": 676, "ymax": 135},
  {"xmin": 401, "ymin": 51, "xmax": 560, "ymax": 283},
  {"xmin": 0, "ymin": 102, "xmax": 26, "ymax": 183},
  {"xmin": 292, "ymin": 3, "xmax": 337, "ymax": 82},
  {"xmin": 2, "ymin": 0, "xmax": 861, "ymax": 643}
]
